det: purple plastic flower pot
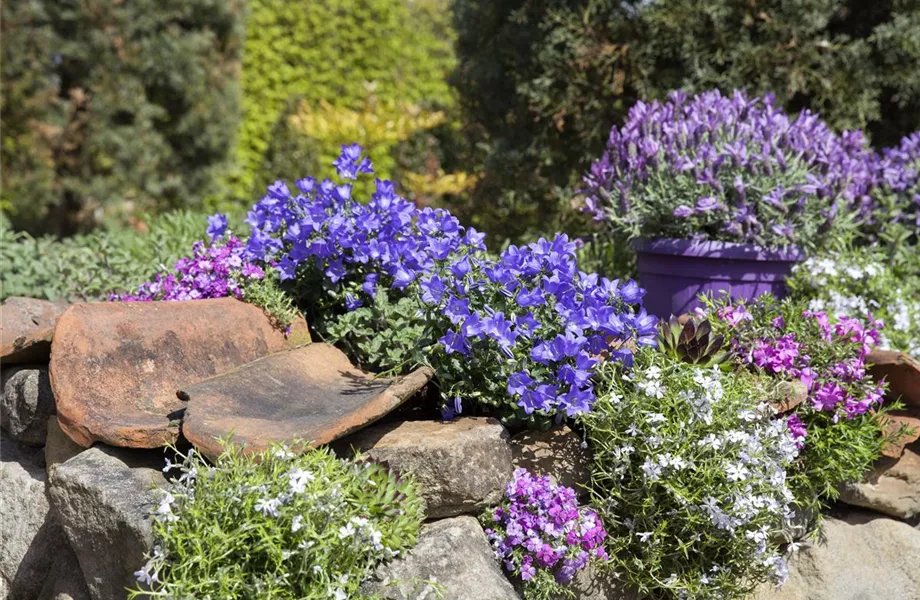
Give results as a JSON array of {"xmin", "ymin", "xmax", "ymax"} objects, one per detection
[{"xmin": 635, "ymin": 238, "xmax": 805, "ymax": 319}]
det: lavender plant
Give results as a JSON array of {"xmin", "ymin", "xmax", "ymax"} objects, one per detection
[
  {"xmin": 482, "ymin": 468, "xmax": 609, "ymax": 600},
  {"xmin": 582, "ymin": 89, "xmax": 876, "ymax": 251},
  {"xmin": 584, "ymin": 351, "xmax": 800, "ymax": 600},
  {"xmin": 867, "ymin": 131, "xmax": 920, "ymax": 263},
  {"xmin": 130, "ymin": 442, "xmax": 424, "ymax": 600}
]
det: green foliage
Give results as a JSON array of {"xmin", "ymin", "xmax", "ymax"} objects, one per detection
[
  {"xmin": 1, "ymin": 0, "xmax": 245, "ymax": 236},
  {"xmin": 787, "ymin": 247, "xmax": 920, "ymax": 357},
  {"xmin": 325, "ymin": 291, "xmax": 429, "ymax": 374},
  {"xmin": 232, "ymin": 0, "xmax": 456, "ymax": 199},
  {"xmin": 0, "ymin": 211, "xmax": 211, "ymax": 302},
  {"xmin": 583, "ymin": 351, "xmax": 799, "ymax": 600},
  {"xmin": 452, "ymin": 0, "xmax": 920, "ymax": 244},
  {"xmin": 131, "ymin": 442, "xmax": 425, "ymax": 599}
]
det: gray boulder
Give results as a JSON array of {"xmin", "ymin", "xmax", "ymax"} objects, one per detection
[
  {"xmin": 339, "ymin": 418, "xmax": 513, "ymax": 519},
  {"xmin": 1, "ymin": 366, "xmax": 55, "ymax": 446},
  {"xmin": 49, "ymin": 446, "xmax": 167, "ymax": 600},
  {"xmin": 563, "ymin": 562, "xmax": 643, "ymax": 600},
  {"xmin": 754, "ymin": 511, "xmax": 920, "ymax": 600},
  {"xmin": 363, "ymin": 516, "xmax": 520, "ymax": 600},
  {"xmin": 510, "ymin": 426, "xmax": 591, "ymax": 494},
  {"xmin": 44, "ymin": 417, "xmax": 85, "ymax": 484},
  {"xmin": 0, "ymin": 435, "xmax": 65, "ymax": 600},
  {"xmin": 37, "ymin": 545, "xmax": 90, "ymax": 600},
  {"xmin": 838, "ymin": 445, "xmax": 920, "ymax": 521}
]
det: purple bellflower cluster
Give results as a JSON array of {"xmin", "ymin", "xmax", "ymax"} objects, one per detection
[
  {"xmin": 485, "ymin": 468, "xmax": 608, "ymax": 588},
  {"xmin": 582, "ymin": 89, "xmax": 876, "ymax": 250},
  {"xmin": 112, "ymin": 235, "xmax": 264, "ymax": 302},
  {"xmin": 242, "ymin": 143, "xmax": 485, "ymax": 322},
  {"xmin": 116, "ymin": 143, "xmax": 656, "ymax": 421},
  {"xmin": 418, "ymin": 233, "xmax": 658, "ymax": 420}
]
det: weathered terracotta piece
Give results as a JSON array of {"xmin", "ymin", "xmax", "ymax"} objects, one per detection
[
  {"xmin": 769, "ymin": 379, "xmax": 808, "ymax": 414},
  {"xmin": 181, "ymin": 343, "xmax": 433, "ymax": 460},
  {"xmin": 881, "ymin": 412, "xmax": 920, "ymax": 459},
  {"xmin": 50, "ymin": 299, "xmax": 310, "ymax": 448},
  {"xmin": 1, "ymin": 297, "xmax": 69, "ymax": 363},
  {"xmin": 868, "ymin": 350, "xmax": 920, "ymax": 408}
]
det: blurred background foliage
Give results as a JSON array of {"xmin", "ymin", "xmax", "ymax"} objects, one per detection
[{"xmin": 3, "ymin": 0, "xmax": 920, "ymax": 300}]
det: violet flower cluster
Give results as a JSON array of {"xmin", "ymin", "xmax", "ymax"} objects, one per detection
[
  {"xmin": 485, "ymin": 468, "xmax": 608, "ymax": 587},
  {"xmin": 715, "ymin": 302, "xmax": 886, "ymax": 440},
  {"xmin": 582, "ymin": 89, "xmax": 876, "ymax": 250},
  {"xmin": 419, "ymin": 234, "xmax": 658, "ymax": 419},
  {"xmin": 113, "ymin": 236, "xmax": 264, "ymax": 302}
]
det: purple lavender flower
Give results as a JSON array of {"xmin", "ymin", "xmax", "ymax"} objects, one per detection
[
  {"xmin": 582, "ymin": 89, "xmax": 877, "ymax": 250},
  {"xmin": 206, "ymin": 213, "xmax": 228, "ymax": 240}
]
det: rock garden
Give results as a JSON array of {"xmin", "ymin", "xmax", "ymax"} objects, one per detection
[{"xmin": 3, "ymin": 91, "xmax": 920, "ymax": 600}]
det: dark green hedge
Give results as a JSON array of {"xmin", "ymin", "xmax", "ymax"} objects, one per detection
[
  {"xmin": 1, "ymin": 0, "xmax": 245, "ymax": 236},
  {"xmin": 452, "ymin": 0, "xmax": 920, "ymax": 243}
]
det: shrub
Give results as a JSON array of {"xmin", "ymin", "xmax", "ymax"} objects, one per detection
[
  {"xmin": 0, "ymin": 211, "xmax": 212, "ymax": 302},
  {"xmin": 584, "ymin": 351, "xmax": 800, "ymax": 600},
  {"xmin": 787, "ymin": 247, "xmax": 920, "ymax": 357},
  {"xmin": 451, "ymin": 0, "xmax": 920, "ymax": 244},
  {"xmin": 0, "ymin": 0, "xmax": 245, "ymax": 235},
  {"xmin": 703, "ymin": 294, "xmax": 904, "ymax": 519},
  {"xmin": 482, "ymin": 468, "xmax": 609, "ymax": 600},
  {"xmin": 581, "ymin": 89, "xmax": 875, "ymax": 251},
  {"xmin": 131, "ymin": 442, "xmax": 424, "ymax": 599},
  {"xmin": 233, "ymin": 0, "xmax": 456, "ymax": 199}
]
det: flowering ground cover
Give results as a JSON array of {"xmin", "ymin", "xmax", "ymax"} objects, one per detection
[
  {"xmin": 131, "ymin": 442, "xmax": 424, "ymax": 599},
  {"xmin": 483, "ymin": 468, "xmax": 609, "ymax": 600},
  {"xmin": 585, "ymin": 351, "xmax": 801, "ymax": 600},
  {"xmin": 704, "ymin": 295, "xmax": 907, "ymax": 520}
]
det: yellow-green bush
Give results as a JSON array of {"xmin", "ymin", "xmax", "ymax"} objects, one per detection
[{"xmin": 231, "ymin": 0, "xmax": 457, "ymax": 200}]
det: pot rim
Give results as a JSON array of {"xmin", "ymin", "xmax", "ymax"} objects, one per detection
[{"xmin": 632, "ymin": 237, "xmax": 805, "ymax": 261}]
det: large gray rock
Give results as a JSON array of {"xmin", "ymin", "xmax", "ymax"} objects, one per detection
[
  {"xmin": 44, "ymin": 417, "xmax": 85, "ymax": 484},
  {"xmin": 339, "ymin": 418, "xmax": 513, "ymax": 519},
  {"xmin": 564, "ymin": 562, "xmax": 642, "ymax": 600},
  {"xmin": 363, "ymin": 516, "xmax": 520, "ymax": 600},
  {"xmin": 37, "ymin": 545, "xmax": 90, "ymax": 600},
  {"xmin": 0, "ymin": 436, "xmax": 65, "ymax": 600},
  {"xmin": 49, "ymin": 446, "xmax": 167, "ymax": 600},
  {"xmin": 754, "ymin": 511, "xmax": 920, "ymax": 600},
  {"xmin": 838, "ymin": 445, "xmax": 920, "ymax": 521},
  {"xmin": 510, "ymin": 426, "xmax": 591, "ymax": 494},
  {"xmin": 1, "ymin": 366, "xmax": 55, "ymax": 446}
]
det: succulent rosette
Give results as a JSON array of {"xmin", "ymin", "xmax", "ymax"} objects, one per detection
[{"xmin": 582, "ymin": 89, "xmax": 876, "ymax": 251}]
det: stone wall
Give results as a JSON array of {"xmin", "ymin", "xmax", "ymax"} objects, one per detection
[{"xmin": 2, "ymin": 296, "xmax": 919, "ymax": 600}]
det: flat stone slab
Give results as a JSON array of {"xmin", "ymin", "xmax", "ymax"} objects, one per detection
[
  {"xmin": 1, "ymin": 297, "xmax": 69, "ymax": 363},
  {"xmin": 181, "ymin": 343, "xmax": 433, "ymax": 460},
  {"xmin": 338, "ymin": 417, "xmax": 512, "ymax": 519},
  {"xmin": 869, "ymin": 350, "xmax": 920, "ymax": 408},
  {"xmin": 840, "ymin": 444, "xmax": 920, "ymax": 521},
  {"xmin": 50, "ymin": 299, "xmax": 310, "ymax": 449}
]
